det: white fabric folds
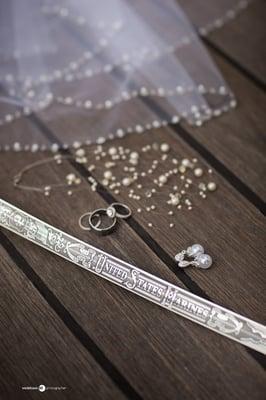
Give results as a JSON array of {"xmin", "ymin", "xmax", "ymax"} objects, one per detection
[{"xmin": 0, "ymin": 0, "xmax": 249, "ymax": 151}]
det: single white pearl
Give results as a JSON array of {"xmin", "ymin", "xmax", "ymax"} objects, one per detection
[
  {"xmin": 194, "ymin": 168, "xmax": 203, "ymax": 177},
  {"xmin": 108, "ymin": 147, "xmax": 117, "ymax": 156},
  {"xmin": 159, "ymin": 174, "xmax": 167, "ymax": 184},
  {"xmin": 160, "ymin": 143, "xmax": 170, "ymax": 153},
  {"xmin": 75, "ymin": 148, "xmax": 85, "ymax": 157},
  {"xmin": 66, "ymin": 173, "xmax": 76, "ymax": 182},
  {"xmin": 197, "ymin": 254, "xmax": 213, "ymax": 269},
  {"xmin": 188, "ymin": 244, "xmax": 204, "ymax": 256},
  {"xmin": 130, "ymin": 151, "xmax": 139, "ymax": 160},
  {"xmin": 181, "ymin": 158, "xmax": 190, "ymax": 167},
  {"xmin": 122, "ymin": 177, "xmax": 132, "ymax": 186},
  {"xmin": 207, "ymin": 182, "xmax": 217, "ymax": 192},
  {"xmin": 104, "ymin": 170, "xmax": 112, "ymax": 180},
  {"xmin": 84, "ymin": 100, "xmax": 92, "ymax": 109},
  {"xmin": 129, "ymin": 159, "xmax": 138, "ymax": 166},
  {"xmin": 170, "ymin": 196, "xmax": 180, "ymax": 206}
]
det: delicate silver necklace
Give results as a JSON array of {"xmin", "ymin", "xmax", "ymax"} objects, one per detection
[{"xmin": 0, "ymin": 198, "xmax": 265, "ymax": 354}]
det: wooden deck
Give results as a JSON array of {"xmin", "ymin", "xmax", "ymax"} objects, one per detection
[{"xmin": 0, "ymin": 1, "xmax": 265, "ymax": 399}]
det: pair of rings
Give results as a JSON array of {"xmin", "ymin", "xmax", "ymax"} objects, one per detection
[{"xmin": 79, "ymin": 203, "xmax": 131, "ymax": 234}]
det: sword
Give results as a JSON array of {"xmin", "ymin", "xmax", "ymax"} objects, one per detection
[{"xmin": 0, "ymin": 198, "xmax": 265, "ymax": 354}]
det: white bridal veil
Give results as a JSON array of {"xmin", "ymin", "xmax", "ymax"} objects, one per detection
[{"xmin": 0, "ymin": 0, "xmax": 250, "ymax": 150}]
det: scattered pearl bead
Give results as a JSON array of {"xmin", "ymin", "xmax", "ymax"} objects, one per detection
[
  {"xmin": 148, "ymin": 222, "xmax": 153, "ymax": 227},
  {"xmin": 122, "ymin": 177, "xmax": 132, "ymax": 187},
  {"xmin": 170, "ymin": 196, "xmax": 180, "ymax": 206},
  {"xmin": 130, "ymin": 151, "xmax": 139, "ymax": 160},
  {"xmin": 75, "ymin": 148, "xmax": 85, "ymax": 157},
  {"xmin": 129, "ymin": 159, "xmax": 138, "ymax": 166},
  {"xmin": 169, "ymin": 223, "xmax": 174, "ymax": 228},
  {"xmin": 108, "ymin": 147, "xmax": 117, "ymax": 156},
  {"xmin": 207, "ymin": 182, "xmax": 217, "ymax": 191},
  {"xmin": 66, "ymin": 173, "xmax": 76, "ymax": 182},
  {"xmin": 104, "ymin": 170, "xmax": 112, "ymax": 180},
  {"xmin": 181, "ymin": 158, "xmax": 190, "ymax": 167},
  {"xmin": 160, "ymin": 143, "xmax": 170, "ymax": 153},
  {"xmin": 159, "ymin": 175, "xmax": 167, "ymax": 184},
  {"xmin": 194, "ymin": 168, "xmax": 203, "ymax": 177}
]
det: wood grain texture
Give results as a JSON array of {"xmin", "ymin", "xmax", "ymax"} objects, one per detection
[
  {"xmin": 207, "ymin": 0, "xmax": 266, "ymax": 86},
  {"xmin": 0, "ymin": 2, "xmax": 265, "ymax": 400},
  {"xmin": 178, "ymin": 0, "xmax": 266, "ymax": 86},
  {"xmin": 0, "ymin": 129, "xmax": 265, "ymax": 400},
  {"xmin": 0, "ymin": 245, "xmax": 127, "ymax": 400},
  {"xmin": 181, "ymin": 51, "xmax": 266, "ymax": 201}
]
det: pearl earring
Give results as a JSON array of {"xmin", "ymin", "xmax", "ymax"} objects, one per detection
[{"xmin": 175, "ymin": 244, "xmax": 213, "ymax": 269}]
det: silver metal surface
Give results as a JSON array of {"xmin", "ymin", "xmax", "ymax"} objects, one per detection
[
  {"xmin": 79, "ymin": 202, "xmax": 131, "ymax": 234},
  {"xmin": 0, "ymin": 198, "xmax": 265, "ymax": 354}
]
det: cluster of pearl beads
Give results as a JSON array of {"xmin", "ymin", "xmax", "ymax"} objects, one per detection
[
  {"xmin": 13, "ymin": 138, "xmax": 218, "ymax": 232},
  {"xmin": 69, "ymin": 140, "xmax": 218, "ymax": 229}
]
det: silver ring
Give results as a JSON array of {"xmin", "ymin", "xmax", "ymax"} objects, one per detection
[
  {"xmin": 110, "ymin": 203, "xmax": 132, "ymax": 219},
  {"xmin": 89, "ymin": 208, "xmax": 117, "ymax": 234},
  {"xmin": 79, "ymin": 212, "xmax": 101, "ymax": 231}
]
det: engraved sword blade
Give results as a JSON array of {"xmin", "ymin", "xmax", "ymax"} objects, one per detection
[{"xmin": 0, "ymin": 198, "xmax": 265, "ymax": 354}]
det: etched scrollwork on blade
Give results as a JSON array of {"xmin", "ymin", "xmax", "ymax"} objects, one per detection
[
  {"xmin": 207, "ymin": 308, "xmax": 266, "ymax": 348},
  {"xmin": 66, "ymin": 243, "xmax": 97, "ymax": 269}
]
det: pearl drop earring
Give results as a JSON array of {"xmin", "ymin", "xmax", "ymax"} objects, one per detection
[{"xmin": 175, "ymin": 244, "xmax": 213, "ymax": 269}]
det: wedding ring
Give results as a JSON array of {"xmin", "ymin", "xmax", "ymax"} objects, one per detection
[
  {"xmin": 78, "ymin": 211, "xmax": 101, "ymax": 231},
  {"xmin": 110, "ymin": 203, "xmax": 132, "ymax": 219},
  {"xmin": 79, "ymin": 202, "xmax": 131, "ymax": 235},
  {"xmin": 89, "ymin": 208, "xmax": 117, "ymax": 234}
]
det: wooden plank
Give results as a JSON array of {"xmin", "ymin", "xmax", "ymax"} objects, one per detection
[
  {"xmin": 206, "ymin": 0, "xmax": 266, "ymax": 86},
  {"xmin": 130, "ymin": 0, "xmax": 266, "ymax": 199},
  {"xmin": 180, "ymin": 50, "xmax": 266, "ymax": 201},
  {"xmin": 69, "ymin": 128, "xmax": 266, "ymax": 322},
  {"xmin": 179, "ymin": 0, "xmax": 266, "ymax": 86},
  {"xmin": 0, "ymin": 5, "xmax": 265, "ymax": 398},
  {"xmin": 24, "ymin": 88, "xmax": 265, "ymax": 323},
  {"xmin": 0, "ymin": 137, "xmax": 265, "ymax": 400},
  {"xmin": 0, "ymin": 245, "xmax": 127, "ymax": 400}
]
